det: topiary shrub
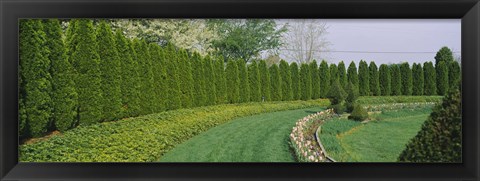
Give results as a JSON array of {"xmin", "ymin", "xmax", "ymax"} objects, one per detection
[
  {"xmin": 348, "ymin": 104, "xmax": 368, "ymax": 121},
  {"xmin": 344, "ymin": 81, "xmax": 359, "ymax": 113}
]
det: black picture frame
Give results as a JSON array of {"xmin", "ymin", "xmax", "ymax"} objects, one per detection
[{"xmin": 1, "ymin": 0, "xmax": 479, "ymax": 180}]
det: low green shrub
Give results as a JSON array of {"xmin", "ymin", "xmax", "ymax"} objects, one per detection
[
  {"xmin": 328, "ymin": 104, "xmax": 345, "ymax": 114},
  {"xmin": 348, "ymin": 104, "xmax": 369, "ymax": 121},
  {"xmin": 20, "ymin": 100, "xmax": 329, "ymax": 162}
]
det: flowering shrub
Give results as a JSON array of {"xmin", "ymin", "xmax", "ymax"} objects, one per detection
[{"xmin": 290, "ymin": 109, "xmax": 336, "ymax": 162}]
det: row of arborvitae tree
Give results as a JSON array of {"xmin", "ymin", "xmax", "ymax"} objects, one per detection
[{"xmin": 19, "ymin": 19, "xmax": 461, "ymax": 139}]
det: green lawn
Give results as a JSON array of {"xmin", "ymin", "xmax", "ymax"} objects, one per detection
[
  {"xmin": 320, "ymin": 108, "xmax": 432, "ymax": 162},
  {"xmin": 159, "ymin": 107, "xmax": 324, "ymax": 162}
]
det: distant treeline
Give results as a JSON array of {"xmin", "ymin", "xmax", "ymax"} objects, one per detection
[{"xmin": 19, "ymin": 19, "xmax": 461, "ymax": 139}]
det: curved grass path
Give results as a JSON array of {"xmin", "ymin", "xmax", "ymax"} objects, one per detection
[{"xmin": 159, "ymin": 107, "xmax": 325, "ymax": 162}]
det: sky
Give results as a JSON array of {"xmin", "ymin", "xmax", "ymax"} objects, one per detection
[{"xmin": 274, "ymin": 19, "xmax": 461, "ymax": 65}]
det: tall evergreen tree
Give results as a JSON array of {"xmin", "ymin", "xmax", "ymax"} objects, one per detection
[
  {"xmin": 290, "ymin": 62, "xmax": 301, "ymax": 100},
  {"xmin": 226, "ymin": 59, "xmax": 240, "ymax": 103},
  {"xmin": 248, "ymin": 61, "xmax": 262, "ymax": 102},
  {"xmin": 68, "ymin": 19, "xmax": 103, "ymax": 126},
  {"xmin": 192, "ymin": 53, "xmax": 207, "ymax": 106},
  {"xmin": 337, "ymin": 61, "xmax": 348, "ymax": 89},
  {"xmin": 237, "ymin": 59, "xmax": 250, "ymax": 103},
  {"xmin": 177, "ymin": 49, "xmax": 194, "ymax": 108},
  {"xmin": 347, "ymin": 61, "xmax": 358, "ymax": 88},
  {"xmin": 319, "ymin": 60, "xmax": 330, "ymax": 98},
  {"xmin": 115, "ymin": 30, "xmax": 141, "ymax": 117},
  {"xmin": 133, "ymin": 40, "xmax": 156, "ymax": 114},
  {"xmin": 330, "ymin": 63, "xmax": 338, "ymax": 85},
  {"xmin": 279, "ymin": 60, "xmax": 293, "ymax": 101},
  {"xmin": 400, "ymin": 62, "xmax": 413, "ymax": 96},
  {"xmin": 44, "ymin": 19, "xmax": 77, "ymax": 132},
  {"xmin": 148, "ymin": 43, "xmax": 167, "ymax": 113},
  {"xmin": 310, "ymin": 60, "xmax": 320, "ymax": 99},
  {"xmin": 164, "ymin": 43, "xmax": 181, "ymax": 110},
  {"xmin": 448, "ymin": 61, "xmax": 461, "ymax": 89},
  {"xmin": 423, "ymin": 61, "xmax": 437, "ymax": 95},
  {"xmin": 19, "ymin": 19, "xmax": 53, "ymax": 137},
  {"xmin": 434, "ymin": 46, "xmax": 454, "ymax": 67},
  {"xmin": 300, "ymin": 63, "xmax": 312, "ymax": 100},
  {"xmin": 96, "ymin": 21, "xmax": 122, "ymax": 121},
  {"xmin": 358, "ymin": 60, "xmax": 370, "ymax": 96},
  {"xmin": 436, "ymin": 61, "xmax": 449, "ymax": 95},
  {"xmin": 379, "ymin": 64, "xmax": 391, "ymax": 96},
  {"xmin": 390, "ymin": 64, "xmax": 402, "ymax": 96},
  {"xmin": 204, "ymin": 55, "xmax": 217, "ymax": 105},
  {"xmin": 214, "ymin": 57, "xmax": 227, "ymax": 104},
  {"xmin": 259, "ymin": 60, "xmax": 271, "ymax": 101},
  {"xmin": 369, "ymin": 61, "xmax": 380, "ymax": 96},
  {"xmin": 269, "ymin": 64, "xmax": 282, "ymax": 101},
  {"xmin": 412, "ymin": 63, "xmax": 424, "ymax": 95}
]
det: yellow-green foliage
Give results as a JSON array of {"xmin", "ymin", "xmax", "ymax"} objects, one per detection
[{"xmin": 20, "ymin": 100, "xmax": 329, "ymax": 162}]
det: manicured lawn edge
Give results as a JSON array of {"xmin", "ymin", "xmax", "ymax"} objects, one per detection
[{"xmin": 20, "ymin": 100, "xmax": 329, "ymax": 162}]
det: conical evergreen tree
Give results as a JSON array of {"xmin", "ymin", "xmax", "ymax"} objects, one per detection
[
  {"xmin": 423, "ymin": 61, "xmax": 437, "ymax": 95},
  {"xmin": 115, "ymin": 31, "xmax": 141, "ymax": 117},
  {"xmin": 319, "ymin": 60, "xmax": 330, "ymax": 98},
  {"xmin": 177, "ymin": 49, "xmax": 194, "ymax": 108},
  {"xmin": 279, "ymin": 60, "xmax": 293, "ymax": 101},
  {"xmin": 398, "ymin": 88, "xmax": 461, "ymax": 162},
  {"xmin": 259, "ymin": 60, "xmax": 271, "ymax": 101},
  {"xmin": 204, "ymin": 55, "xmax": 217, "ymax": 105},
  {"xmin": 310, "ymin": 60, "xmax": 320, "ymax": 99},
  {"xmin": 358, "ymin": 60, "xmax": 370, "ymax": 96},
  {"xmin": 390, "ymin": 64, "xmax": 402, "ymax": 95},
  {"xmin": 237, "ymin": 59, "xmax": 250, "ymax": 103},
  {"xmin": 412, "ymin": 63, "xmax": 424, "ymax": 95},
  {"xmin": 248, "ymin": 61, "xmax": 262, "ymax": 102},
  {"xmin": 400, "ymin": 62, "xmax": 413, "ymax": 96},
  {"xmin": 68, "ymin": 19, "xmax": 103, "ymax": 126},
  {"xmin": 338, "ymin": 61, "xmax": 348, "ymax": 89},
  {"xmin": 347, "ymin": 61, "xmax": 358, "ymax": 88},
  {"xmin": 44, "ymin": 19, "xmax": 78, "ymax": 132},
  {"xmin": 192, "ymin": 53, "xmax": 207, "ymax": 106},
  {"xmin": 379, "ymin": 64, "xmax": 391, "ymax": 96},
  {"xmin": 330, "ymin": 63, "xmax": 338, "ymax": 85},
  {"xmin": 19, "ymin": 19, "xmax": 53, "ymax": 137},
  {"xmin": 436, "ymin": 61, "xmax": 449, "ymax": 95},
  {"xmin": 290, "ymin": 62, "xmax": 301, "ymax": 100},
  {"xmin": 369, "ymin": 61, "xmax": 380, "ymax": 96},
  {"xmin": 96, "ymin": 21, "xmax": 122, "ymax": 121},
  {"xmin": 448, "ymin": 61, "xmax": 461, "ymax": 89},
  {"xmin": 148, "ymin": 44, "xmax": 167, "ymax": 112},
  {"xmin": 215, "ymin": 57, "xmax": 227, "ymax": 104},
  {"xmin": 226, "ymin": 59, "xmax": 240, "ymax": 103},
  {"xmin": 164, "ymin": 43, "xmax": 181, "ymax": 110},
  {"xmin": 300, "ymin": 63, "xmax": 312, "ymax": 100},
  {"xmin": 269, "ymin": 64, "xmax": 282, "ymax": 101},
  {"xmin": 133, "ymin": 40, "xmax": 156, "ymax": 114}
]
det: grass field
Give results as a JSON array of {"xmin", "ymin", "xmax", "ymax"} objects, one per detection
[
  {"xmin": 320, "ymin": 107, "xmax": 433, "ymax": 162},
  {"xmin": 159, "ymin": 107, "xmax": 324, "ymax": 162}
]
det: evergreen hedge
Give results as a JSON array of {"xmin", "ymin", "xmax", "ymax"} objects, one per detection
[
  {"xmin": 269, "ymin": 64, "xmax": 282, "ymax": 101},
  {"xmin": 300, "ymin": 63, "xmax": 312, "ymax": 100},
  {"xmin": 412, "ymin": 63, "xmax": 424, "ymax": 95},
  {"xmin": 358, "ymin": 60, "xmax": 370, "ymax": 96},
  {"xmin": 423, "ymin": 61, "xmax": 437, "ymax": 95},
  {"xmin": 319, "ymin": 60, "xmax": 330, "ymax": 98},
  {"xmin": 390, "ymin": 64, "xmax": 402, "ymax": 96},
  {"xmin": 369, "ymin": 61, "xmax": 380, "ymax": 96},
  {"xmin": 436, "ymin": 61, "xmax": 449, "ymax": 95},
  {"xmin": 290, "ymin": 62, "xmax": 301, "ymax": 100},
  {"xmin": 400, "ymin": 62, "xmax": 413, "ymax": 96}
]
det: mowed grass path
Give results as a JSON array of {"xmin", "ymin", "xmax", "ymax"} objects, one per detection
[
  {"xmin": 159, "ymin": 107, "xmax": 324, "ymax": 162},
  {"xmin": 337, "ymin": 109, "xmax": 431, "ymax": 162}
]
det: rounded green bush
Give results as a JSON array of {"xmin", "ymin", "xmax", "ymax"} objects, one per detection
[{"xmin": 348, "ymin": 104, "xmax": 369, "ymax": 121}]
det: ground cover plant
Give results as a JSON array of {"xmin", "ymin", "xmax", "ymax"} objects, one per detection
[{"xmin": 20, "ymin": 100, "xmax": 329, "ymax": 162}]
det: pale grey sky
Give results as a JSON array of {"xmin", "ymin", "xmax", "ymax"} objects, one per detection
[{"xmin": 274, "ymin": 19, "xmax": 461, "ymax": 65}]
